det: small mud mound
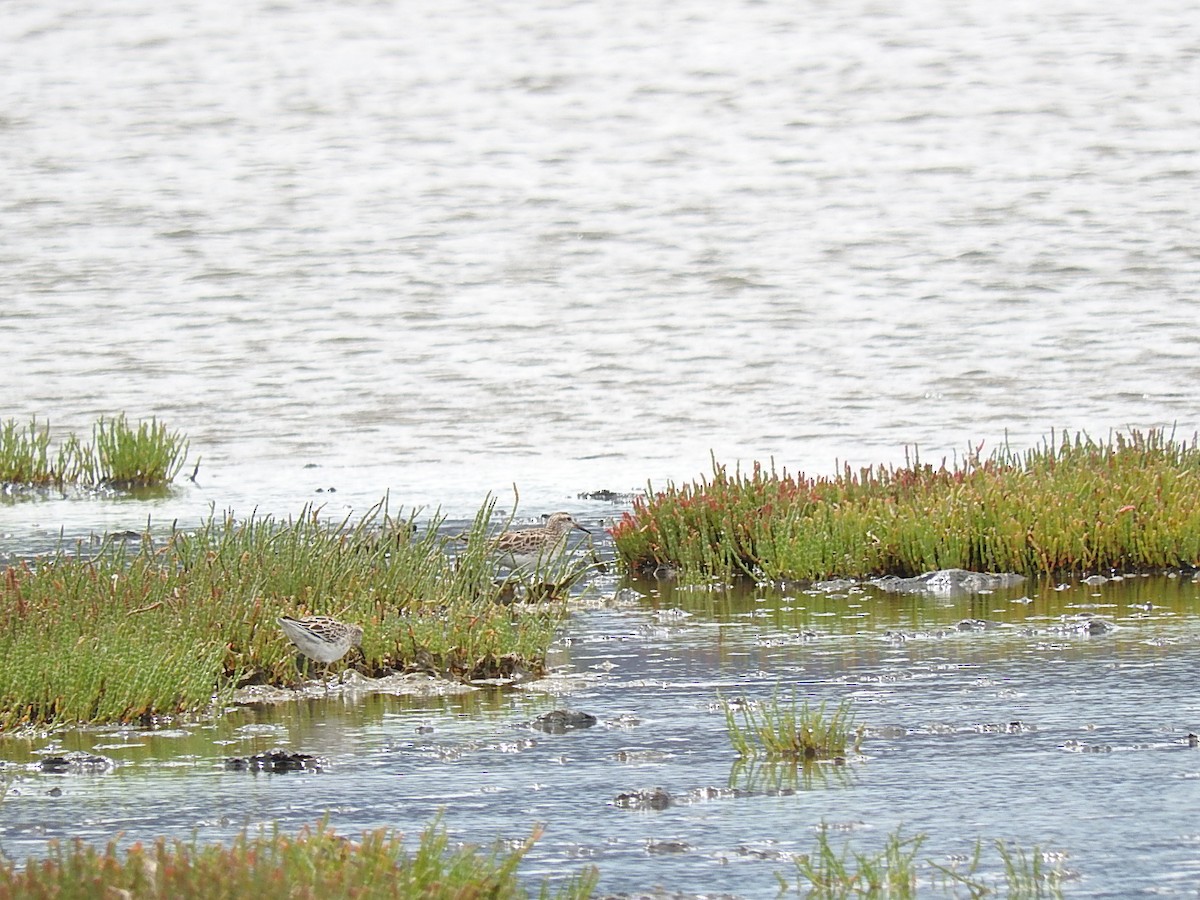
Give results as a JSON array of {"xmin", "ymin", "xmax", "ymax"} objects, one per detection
[
  {"xmin": 224, "ymin": 749, "xmax": 324, "ymax": 773},
  {"xmin": 1052, "ymin": 614, "xmax": 1116, "ymax": 635},
  {"xmin": 529, "ymin": 709, "xmax": 598, "ymax": 734},
  {"xmin": 613, "ymin": 788, "xmax": 674, "ymax": 810},
  {"xmin": 38, "ymin": 752, "xmax": 114, "ymax": 774}
]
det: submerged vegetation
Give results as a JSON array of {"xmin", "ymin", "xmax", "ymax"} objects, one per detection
[
  {"xmin": 0, "ymin": 501, "xmax": 588, "ymax": 729},
  {"xmin": 611, "ymin": 429, "xmax": 1200, "ymax": 581},
  {"xmin": 0, "ymin": 415, "xmax": 189, "ymax": 490},
  {"xmin": 0, "ymin": 818, "xmax": 598, "ymax": 900},
  {"xmin": 723, "ymin": 695, "xmax": 863, "ymax": 761}
]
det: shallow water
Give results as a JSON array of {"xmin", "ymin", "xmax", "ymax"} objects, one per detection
[
  {"xmin": 3, "ymin": 0, "xmax": 1200, "ymax": 893},
  {"xmin": 3, "ymin": 563, "xmax": 1200, "ymax": 896}
]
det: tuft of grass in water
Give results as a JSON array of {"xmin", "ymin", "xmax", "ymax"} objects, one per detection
[
  {"xmin": 0, "ymin": 499, "xmax": 579, "ymax": 729},
  {"xmin": 0, "ymin": 415, "xmax": 189, "ymax": 490},
  {"xmin": 0, "ymin": 418, "xmax": 73, "ymax": 487},
  {"xmin": 722, "ymin": 694, "xmax": 863, "ymax": 761},
  {"xmin": 0, "ymin": 817, "xmax": 598, "ymax": 900},
  {"xmin": 611, "ymin": 428, "xmax": 1200, "ymax": 581},
  {"xmin": 85, "ymin": 414, "xmax": 189, "ymax": 489},
  {"xmin": 930, "ymin": 838, "xmax": 1067, "ymax": 898},
  {"xmin": 787, "ymin": 824, "xmax": 925, "ymax": 898},
  {"xmin": 994, "ymin": 840, "xmax": 1066, "ymax": 898},
  {"xmin": 786, "ymin": 827, "xmax": 1067, "ymax": 898}
]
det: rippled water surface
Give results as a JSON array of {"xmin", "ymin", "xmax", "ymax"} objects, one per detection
[
  {"xmin": 4, "ymin": 570, "xmax": 1200, "ymax": 896},
  {"xmin": 3, "ymin": 0, "xmax": 1200, "ymax": 893}
]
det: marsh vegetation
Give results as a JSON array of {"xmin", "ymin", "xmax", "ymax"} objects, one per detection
[
  {"xmin": 723, "ymin": 695, "xmax": 863, "ymax": 762},
  {"xmin": 0, "ymin": 415, "xmax": 189, "ymax": 491},
  {"xmin": 0, "ymin": 500, "xmax": 591, "ymax": 729},
  {"xmin": 0, "ymin": 425, "xmax": 1181, "ymax": 894},
  {"xmin": 611, "ymin": 429, "xmax": 1200, "ymax": 582},
  {"xmin": 785, "ymin": 826, "xmax": 1066, "ymax": 898},
  {"xmin": 0, "ymin": 818, "xmax": 598, "ymax": 900}
]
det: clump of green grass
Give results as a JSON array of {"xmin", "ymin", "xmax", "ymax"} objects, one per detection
[
  {"xmin": 0, "ymin": 419, "xmax": 72, "ymax": 487},
  {"xmin": 930, "ymin": 838, "xmax": 1066, "ymax": 898},
  {"xmin": 785, "ymin": 826, "xmax": 1067, "ymax": 898},
  {"xmin": 0, "ymin": 818, "xmax": 597, "ymax": 899},
  {"xmin": 786, "ymin": 824, "xmax": 925, "ymax": 898},
  {"xmin": 0, "ymin": 500, "xmax": 576, "ymax": 729},
  {"xmin": 611, "ymin": 429, "xmax": 1200, "ymax": 581},
  {"xmin": 84, "ymin": 414, "xmax": 190, "ymax": 488},
  {"xmin": 994, "ymin": 840, "xmax": 1066, "ymax": 897},
  {"xmin": 0, "ymin": 415, "xmax": 189, "ymax": 490},
  {"xmin": 722, "ymin": 694, "xmax": 863, "ymax": 761}
]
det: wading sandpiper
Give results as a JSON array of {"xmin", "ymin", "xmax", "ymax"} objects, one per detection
[
  {"xmin": 277, "ymin": 615, "xmax": 363, "ymax": 664},
  {"xmin": 489, "ymin": 512, "xmax": 591, "ymax": 571}
]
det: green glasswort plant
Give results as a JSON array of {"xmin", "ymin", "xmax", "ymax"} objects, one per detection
[
  {"xmin": 0, "ymin": 818, "xmax": 598, "ymax": 899},
  {"xmin": 785, "ymin": 827, "xmax": 1067, "ymax": 898},
  {"xmin": 0, "ymin": 500, "xmax": 577, "ymax": 729},
  {"xmin": 930, "ymin": 838, "xmax": 1067, "ymax": 897},
  {"xmin": 0, "ymin": 418, "xmax": 74, "ymax": 486},
  {"xmin": 85, "ymin": 414, "xmax": 190, "ymax": 488},
  {"xmin": 994, "ymin": 840, "xmax": 1066, "ymax": 898},
  {"xmin": 786, "ymin": 824, "xmax": 925, "ymax": 898},
  {"xmin": 611, "ymin": 429, "xmax": 1200, "ymax": 581},
  {"xmin": 0, "ymin": 415, "xmax": 189, "ymax": 490},
  {"xmin": 722, "ymin": 694, "xmax": 863, "ymax": 761}
]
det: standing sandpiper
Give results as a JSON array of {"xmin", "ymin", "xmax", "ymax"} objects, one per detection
[
  {"xmin": 277, "ymin": 615, "xmax": 364, "ymax": 664},
  {"xmin": 490, "ymin": 512, "xmax": 591, "ymax": 572}
]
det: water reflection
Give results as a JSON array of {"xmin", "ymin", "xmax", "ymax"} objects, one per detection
[
  {"xmin": 634, "ymin": 570, "xmax": 1200, "ymax": 631},
  {"xmin": 726, "ymin": 757, "xmax": 858, "ymax": 795}
]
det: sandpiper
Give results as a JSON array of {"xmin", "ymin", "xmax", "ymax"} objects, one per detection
[
  {"xmin": 277, "ymin": 615, "xmax": 363, "ymax": 664},
  {"xmin": 490, "ymin": 512, "xmax": 591, "ymax": 571}
]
